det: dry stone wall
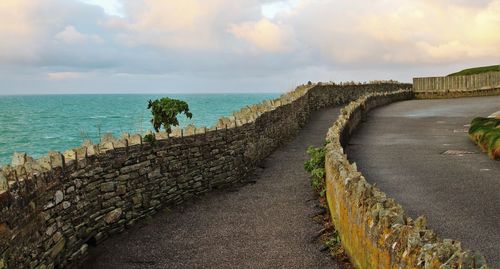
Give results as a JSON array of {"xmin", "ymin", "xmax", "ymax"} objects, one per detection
[
  {"xmin": 0, "ymin": 82, "xmax": 410, "ymax": 269},
  {"xmin": 413, "ymin": 72, "xmax": 500, "ymax": 99},
  {"xmin": 324, "ymin": 91, "xmax": 490, "ymax": 269}
]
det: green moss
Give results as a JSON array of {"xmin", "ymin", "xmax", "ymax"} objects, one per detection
[
  {"xmin": 469, "ymin": 117, "xmax": 500, "ymax": 159},
  {"xmin": 448, "ymin": 65, "xmax": 500, "ymax": 77}
]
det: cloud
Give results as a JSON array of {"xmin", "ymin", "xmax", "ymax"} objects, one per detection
[
  {"xmin": 0, "ymin": 0, "xmax": 44, "ymax": 63},
  {"xmin": 47, "ymin": 72, "xmax": 83, "ymax": 80},
  {"xmin": 229, "ymin": 19, "xmax": 293, "ymax": 53},
  {"xmin": 104, "ymin": 0, "xmax": 291, "ymax": 51},
  {"xmin": 261, "ymin": 0, "xmax": 299, "ymax": 19},
  {"xmin": 79, "ymin": 0, "xmax": 124, "ymax": 16},
  {"xmin": 0, "ymin": 0, "xmax": 112, "ymax": 64},
  {"xmin": 104, "ymin": 0, "xmax": 228, "ymax": 50},
  {"xmin": 0, "ymin": 0, "xmax": 499, "ymax": 94},
  {"xmin": 55, "ymin": 25, "xmax": 103, "ymax": 44},
  {"xmin": 284, "ymin": 0, "xmax": 500, "ymax": 65}
]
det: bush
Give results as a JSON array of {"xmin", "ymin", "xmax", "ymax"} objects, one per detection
[
  {"xmin": 143, "ymin": 133, "xmax": 157, "ymax": 146},
  {"xmin": 304, "ymin": 145, "xmax": 326, "ymax": 196},
  {"xmin": 469, "ymin": 117, "xmax": 500, "ymax": 160}
]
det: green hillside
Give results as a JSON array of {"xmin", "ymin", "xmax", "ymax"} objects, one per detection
[{"xmin": 447, "ymin": 65, "xmax": 500, "ymax": 76}]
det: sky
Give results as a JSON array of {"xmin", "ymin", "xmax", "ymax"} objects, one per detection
[{"xmin": 0, "ymin": 0, "xmax": 499, "ymax": 95}]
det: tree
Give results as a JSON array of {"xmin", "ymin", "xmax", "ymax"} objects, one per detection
[{"xmin": 147, "ymin": 97, "xmax": 193, "ymax": 134}]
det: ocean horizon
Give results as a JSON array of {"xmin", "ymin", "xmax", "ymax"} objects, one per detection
[{"xmin": 0, "ymin": 93, "xmax": 280, "ymax": 166}]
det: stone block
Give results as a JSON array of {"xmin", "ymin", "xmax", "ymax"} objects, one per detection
[
  {"xmin": 101, "ymin": 133, "xmax": 116, "ymax": 143},
  {"xmin": 50, "ymin": 238, "xmax": 65, "ymax": 258},
  {"xmin": 116, "ymin": 185, "xmax": 127, "ymax": 195},
  {"xmin": 11, "ymin": 152, "xmax": 28, "ymax": 166},
  {"xmin": 48, "ymin": 151, "xmax": 63, "ymax": 168},
  {"xmin": 151, "ymin": 132, "xmax": 165, "ymax": 140},
  {"xmin": 54, "ymin": 190, "xmax": 64, "ymax": 205},
  {"xmin": 170, "ymin": 128, "xmax": 182, "ymax": 137},
  {"xmin": 0, "ymin": 171, "xmax": 7, "ymax": 191},
  {"xmin": 62, "ymin": 201, "xmax": 71, "ymax": 209},
  {"xmin": 100, "ymin": 182, "xmax": 116, "ymax": 193},
  {"xmin": 63, "ymin": 150, "xmax": 76, "ymax": 161},
  {"xmin": 184, "ymin": 124, "xmax": 196, "ymax": 136},
  {"xmin": 104, "ymin": 208, "xmax": 123, "ymax": 224},
  {"xmin": 128, "ymin": 134, "xmax": 142, "ymax": 145}
]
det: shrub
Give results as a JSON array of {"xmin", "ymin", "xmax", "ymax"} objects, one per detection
[
  {"xmin": 143, "ymin": 133, "xmax": 157, "ymax": 146},
  {"xmin": 305, "ymin": 145, "xmax": 326, "ymax": 196},
  {"xmin": 469, "ymin": 117, "xmax": 500, "ymax": 160}
]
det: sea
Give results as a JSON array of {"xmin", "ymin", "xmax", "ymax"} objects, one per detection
[{"xmin": 0, "ymin": 93, "xmax": 280, "ymax": 166}]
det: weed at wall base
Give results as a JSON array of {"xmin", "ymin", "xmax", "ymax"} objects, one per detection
[
  {"xmin": 305, "ymin": 142, "xmax": 351, "ymax": 266},
  {"xmin": 469, "ymin": 117, "xmax": 500, "ymax": 160},
  {"xmin": 304, "ymin": 145, "xmax": 326, "ymax": 196}
]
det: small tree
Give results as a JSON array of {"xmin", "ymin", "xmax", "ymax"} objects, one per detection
[{"xmin": 147, "ymin": 97, "xmax": 193, "ymax": 134}]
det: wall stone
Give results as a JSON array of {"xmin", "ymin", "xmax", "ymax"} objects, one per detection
[
  {"xmin": 324, "ymin": 91, "xmax": 491, "ymax": 269},
  {"xmin": 413, "ymin": 72, "xmax": 500, "ymax": 99},
  {"xmin": 0, "ymin": 82, "xmax": 410, "ymax": 269}
]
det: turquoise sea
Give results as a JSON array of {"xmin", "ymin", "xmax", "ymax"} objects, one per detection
[{"xmin": 0, "ymin": 94, "xmax": 279, "ymax": 166}]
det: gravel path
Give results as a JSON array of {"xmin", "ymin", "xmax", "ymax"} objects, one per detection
[
  {"xmin": 346, "ymin": 96, "xmax": 500, "ymax": 267},
  {"xmin": 84, "ymin": 107, "xmax": 342, "ymax": 269}
]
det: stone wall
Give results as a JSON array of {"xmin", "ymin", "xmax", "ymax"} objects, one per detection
[
  {"xmin": 413, "ymin": 72, "xmax": 500, "ymax": 98},
  {"xmin": 324, "ymin": 91, "xmax": 490, "ymax": 269},
  {"xmin": 0, "ymin": 82, "xmax": 410, "ymax": 269}
]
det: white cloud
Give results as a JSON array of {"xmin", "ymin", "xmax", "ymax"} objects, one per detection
[
  {"xmin": 47, "ymin": 72, "xmax": 83, "ymax": 80},
  {"xmin": 0, "ymin": 0, "xmax": 499, "ymax": 94},
  {"xmin": 285, "ymin": 0, "xmax": 500, "ymax": 65},
  {"xmin": 105, "ymin": 0, "xmax": 292, "ymax": 51},
  {"xmin": 55, "ymin": 25, "xmax": 103, "ymax": 44},
  {"xmin": 229, "ymin": 19, "xmax": 294, "ymax": 53},
  {"xmin": 0, "ymin": 0, "xmax": 110, "ymax": 66},
  {"xmin": 104, "ymin": 0, "xmax": 225, "ymax": 50},
  {"xmin": 0, "ymin": 0, "xmax": 44, "ymax": 63}
]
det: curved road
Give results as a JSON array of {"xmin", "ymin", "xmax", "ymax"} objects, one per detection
[
  {"xmin": 84, "ymin": 107, "xmax": 342, "ymax": 269},
  {"xmin": 347, "ymin": 95, "xmax": 500, "ymax": 267}
]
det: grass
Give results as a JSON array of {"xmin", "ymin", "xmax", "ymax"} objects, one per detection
[
  {"xmin": 469, "ymin": 117, "xmax": 500, "ymax": 160},
  {"xmin": 447, "ymin": 65, "xmax": 500, "ymax": 77}
]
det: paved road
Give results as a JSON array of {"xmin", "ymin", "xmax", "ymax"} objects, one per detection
[
  {"xmin": 84, "ymin": 107, "xmax": 342, "ymax": 269},
  {"xmin": 346, "ymin": 96, "xmax": 500, "ymax": 267}
]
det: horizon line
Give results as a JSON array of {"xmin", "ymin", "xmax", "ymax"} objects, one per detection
[{"xmin": 0, "ymin": 91, "xmax": 286, "ymax": 97}]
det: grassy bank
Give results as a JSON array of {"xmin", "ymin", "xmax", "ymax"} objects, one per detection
[
  {"xmin": 469, "ymin": 117, "xmax": 500, "ymax": 160},
  {"xmin": 448, "ymin": 65, "xmax": 500, "ymax": 76}
]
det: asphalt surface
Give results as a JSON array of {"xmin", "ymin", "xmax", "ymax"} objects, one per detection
[
  {"xmin": 346, "ymin": 96, "xmax": 500, "ymax": 267},
  {"xmin": 84, "ymin": 107, "xmax": 342, "ymax": 269}
]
